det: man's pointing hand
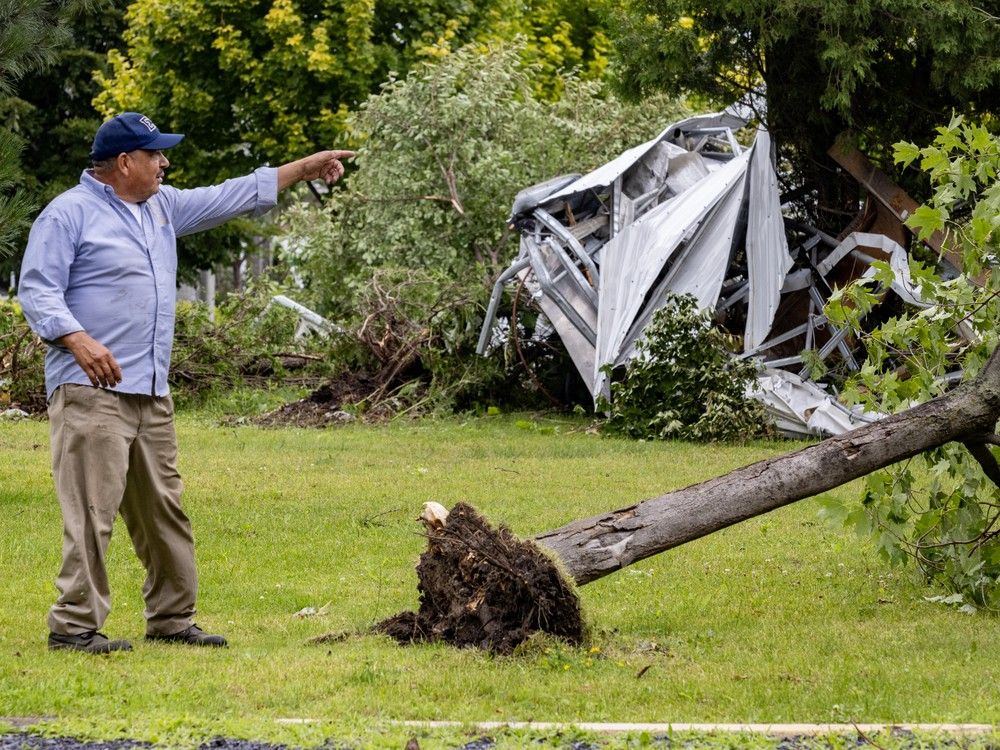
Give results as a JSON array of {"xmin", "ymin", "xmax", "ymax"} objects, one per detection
[{"xmin": 278, "ymin": 150, "xmax": 355, "ymax": 191}]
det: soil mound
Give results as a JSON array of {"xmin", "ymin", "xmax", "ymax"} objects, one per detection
[
  {"xmin": 376, "ymin": 502, "xmax": 583, "ymax": 654},
  {"xmin": 250, "ymin": 374, "xmax": 394, "ymax": 427}
]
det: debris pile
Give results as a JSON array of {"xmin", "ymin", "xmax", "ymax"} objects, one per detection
[{"xmin": 478, "ymin": 101, "xmax": 940, "ymax": 438}]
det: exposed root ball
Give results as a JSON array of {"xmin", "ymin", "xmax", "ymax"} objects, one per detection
[{"xmin": 376, "ymin": 503, "xmax": 583, "ymax": 654}]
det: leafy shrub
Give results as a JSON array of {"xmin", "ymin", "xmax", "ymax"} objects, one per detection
[
  {"xmin": 288, "ymin": 40, "xmax": 688, "ymax": 319},
  {"xmin": 822, "ymin": 117, "xmax": 1000, "ymax": 608},
  {"xmin": 170, "ymin": 280, "xmax": 326, "ymax": 404},
  {"xmin": 601, "ymin": 294, "xmax": 768, "ymax": 442},
  {"xmin": 0, "ymin": 298, "xmax": 46, "ymax": 412}
]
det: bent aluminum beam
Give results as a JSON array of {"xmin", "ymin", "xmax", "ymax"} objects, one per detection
[
  {"xmin": 526, "ymin": 240, "xmax": 597, "ymax": 347},
  {"xmin": 476, "ymin": 256, "xmax": 531, "ymax": 355},
  {"xmin": 533, "ymin": 208, "xmax": 601, "ymax": 290}
]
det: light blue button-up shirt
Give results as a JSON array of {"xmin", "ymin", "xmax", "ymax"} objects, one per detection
[{"xmin": 18, "ymin": 167, "xmax": 278, "ymax": 400}]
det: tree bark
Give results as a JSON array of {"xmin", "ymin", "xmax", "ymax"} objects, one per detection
[{"xmin": 537, "ymin": 348, "xmax": 1000, "ymax": 585}]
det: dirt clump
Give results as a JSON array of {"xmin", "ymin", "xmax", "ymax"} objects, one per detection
[
  {"xmin": 376, "ymin": 502, "xmax": 583, "ymax": 654},
  {"xmin": 249, "ymin": 373, "xmax": 407, "ymax": 427}
]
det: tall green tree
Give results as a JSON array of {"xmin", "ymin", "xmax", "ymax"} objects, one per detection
[
  {"xmin": 0, "ymin": 0, "xmax": 80, "ymax": 270},
  {"xmin": 96, "ymin": 0, "xmax": 613, "ymax": 187},
  {"xmin": 610, "ymin": 0, "xmax": 1000, "ymax": 227},
  {"xmin": 1, "ymin": 0, "xmax": 127, "ymax": 283},
  {"xmin": 4, "ymin": 1, "xmax": 126, "ymax": 203}
]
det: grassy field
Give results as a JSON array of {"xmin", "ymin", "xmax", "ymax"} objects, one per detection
[{"xmin": 1, "ymin": 407, "xmax": 998, "ymax": 748}]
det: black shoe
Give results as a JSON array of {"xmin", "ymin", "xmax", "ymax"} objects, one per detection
[
  {"xmin": 48, "ymin": 630, "xmax": 132, "ymax": 653},
  {"xmin": 146, "ymin": 624, "xmax": 227, "ymax": 647}
]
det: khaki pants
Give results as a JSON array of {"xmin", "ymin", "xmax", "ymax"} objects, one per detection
[{"xmin": 47, "ymin": 384, "xmax": 197, "ymax": 637}]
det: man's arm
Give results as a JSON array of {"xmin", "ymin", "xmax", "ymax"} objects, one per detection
[
  {"xmin": 277, "ymin": 150, "xmax": 355, "ymax": 192},
  {"xmin": 167, "ymin": 150, "xmax": 355, "ymax": 238}
]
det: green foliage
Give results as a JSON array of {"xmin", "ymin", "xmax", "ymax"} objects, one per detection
[
  {"xmin": 823, "ymin": 118, "xmax": 1000, "ymax": 608},
  {"xmin": 0, "ymin": 128, "xmax": 34, "ymax": 262},
  {"xmin": 292, "ymin": 41, "xmax": 687, "ymax": 315},
  {"xmin": 94, "ymin": 0, "xmax": 614, "ymax": 187},
  {"xmin": 0, "ymin": 0, "xmax": 91, "ymax": 262},
  {"xmin": 601, "ymin": 294, "xmax": 769, "ymax": 442},
  {"xmin": 0, "ymin": 297, "xmax": 46, "ymax": 411},
  {"xmin": 472, "ymin": 0, "xmax": 612, "ymax": 100},
  {"xmin": 610, "ymin": 0, "xmax": 1000, "ymax": 222},
  {"xmin": 170, "ymin": 280, "xmax": 321, "ymax": 402},
  {"xmin": 1, "ymin": 0, "xmax": 127, "ymax": 277},
  {"xmin": 0, "ymin": 0, "xmax": 78, "ymax": 96}
]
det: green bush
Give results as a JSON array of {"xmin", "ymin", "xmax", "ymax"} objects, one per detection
[
  {"xmin": 0, "ymin": 297, "xmax": 46, "ymax": 412},
  {"xmin": 170, "ymin": 280, "xmax": 325, "ymax": 404},
  {"xmin": 601, "ymin": 294, "xmax": 769, "ymax": 442}
]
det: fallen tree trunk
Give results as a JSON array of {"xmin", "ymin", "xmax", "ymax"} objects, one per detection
[
  {"xmin": 376, "ymin": 348, "xmax": 999, "ymax": 653},
  {"xmin": 537, "ymin": 347, "xmax": 1000, "ymax": 584}
]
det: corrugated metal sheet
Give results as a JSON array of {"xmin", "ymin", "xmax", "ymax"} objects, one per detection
[{"xmin": 592, "ymin": 151, "xmax": 751, "ymax": 398}]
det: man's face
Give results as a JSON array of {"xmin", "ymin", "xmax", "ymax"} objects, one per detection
[{"xmin": 123, "ymin": 148, "xmax": 169, "ymax": 201}]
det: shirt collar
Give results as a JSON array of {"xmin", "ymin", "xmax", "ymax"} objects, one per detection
[{"xmin": 79, "ymin": 168, "xmax": 125, "ymax": 206}]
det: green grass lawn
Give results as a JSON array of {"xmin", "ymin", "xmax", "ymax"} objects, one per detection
[{"xmin": 1, "ymin": 410, "xmax": 997, "ymax": 748}]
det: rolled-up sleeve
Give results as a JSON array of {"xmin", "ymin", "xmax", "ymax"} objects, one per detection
[
  {"xmin": 168, "ymin": 166, "xmax": 279, "ymax": 237},
  {"xmin": 18, "ymin": 214, "xmax": 84, "ymax": 344}
]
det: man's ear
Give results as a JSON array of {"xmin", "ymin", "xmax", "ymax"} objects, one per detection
[{"xmin": 116, "ymin": 152, "xmax": 130, "ymax": 174}]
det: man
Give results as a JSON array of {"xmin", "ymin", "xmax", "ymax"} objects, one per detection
[{"xmin": 18, "ymin": 112, "xmax": 353, "ymax": 654}]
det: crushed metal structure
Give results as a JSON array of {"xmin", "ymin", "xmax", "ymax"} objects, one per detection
[{"xmin": 478, "ymin": 104, "xmax": 930, "ymax": 438}]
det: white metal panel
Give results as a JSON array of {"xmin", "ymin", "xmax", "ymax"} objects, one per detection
[
  {"xmin": 819, "ymin": 232, "xmax": 926, "ymax": 307},
  {"xmin": 616, "ymin": 170, "xmax": 748, "ymax": 365},
  {"xmin": 591, "ymin": 151, "xmax": 752, "ymax": 398},
  {"xmin": 543, "ymin": 106, "xmax": 751, "ymax": 206},
  {"xmin": 744, "ymin": 129, "xmax": 793, "ymax": 351},
  {"xmin": 750, "ymin": 368, "xmax": 880, "ymax": 438}
]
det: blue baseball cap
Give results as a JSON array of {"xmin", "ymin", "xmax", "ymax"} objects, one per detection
[{"xmin": 90, "ymin": 112, "xmax": 185, "ymax": 162}]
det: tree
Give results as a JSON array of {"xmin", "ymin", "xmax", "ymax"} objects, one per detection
[
  {"xmin": 289, "ymin": 41, "xmax": 688, "ymax": 316},
  {"xmin": 380, "ymin": 345, "xmax": 999, "ymax": 651},
  {"xmin": 1, "ymin": 0, "xmax": 127, "ymax": 283},
  {"xmin": 539, "ymin": 347, "xmax": 999, "ymax": 584},
  {"xmin": 0, "ymin": 0, "xmax": 84, "ymax": 270},
  {"xmin": 609, "ymin": 0, "xmax": 1000, "ymax": 228},
  {"xmin": 818, "ymin": 119, "xmax": 1000, "ymax": 606}
]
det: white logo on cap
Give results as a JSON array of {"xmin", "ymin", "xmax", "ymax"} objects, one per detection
[{"xmin": 139, "ymin": 115, "xmax": 157, "ymax": 132}]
